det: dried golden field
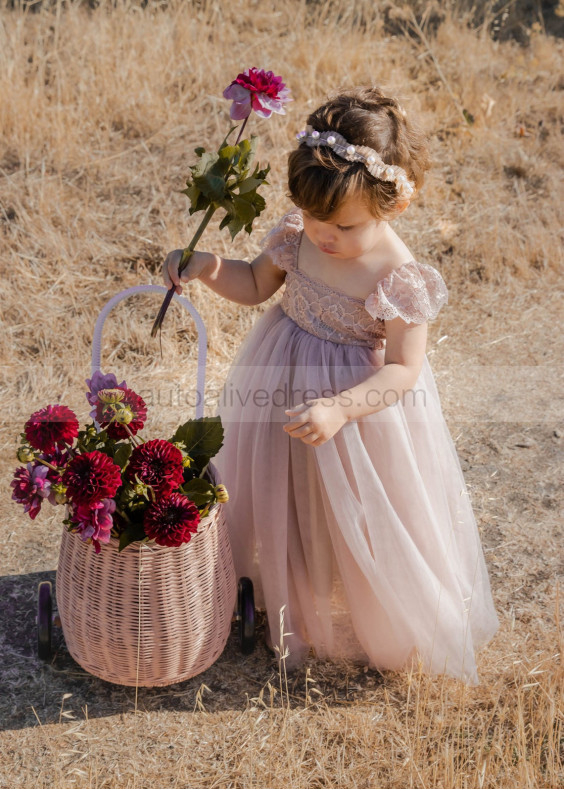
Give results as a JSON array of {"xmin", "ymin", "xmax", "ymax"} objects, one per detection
[{"xmin": 0, "ymin": 1, "xmax": 563, "ymax": 788}]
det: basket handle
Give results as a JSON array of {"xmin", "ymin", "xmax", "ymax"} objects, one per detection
[{"xmin": 91, "ymin": 285, "xmax": 207, "ymax": 420}]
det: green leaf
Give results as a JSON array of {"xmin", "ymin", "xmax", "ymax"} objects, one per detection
[
  {"xmin": 193, "ymin": 172, "xmax": 227, "ymax": 202},
  {"xmin": 218, "ymin": 145, "xmax": 239, "ymax": 164},
  {"xmin": 118, "ymin": 521, "xmax": 147, "ymax": 552},
  {"xmin": 237, "ymin": 176, "xmax": 263, "ymax": 194},
  {"xmin": 226, "ymin": 215, "xmax": 247, "ymax": 240},
  {"xmin": 192, "ymin": 151, "xmax": 220, "ymax": 178},
  {"xmin": 218, "ymin": 213, "xmax": 232, "ymax": 231},
  {"xmin": 180, "ymin": 477, "xmax": 215, "ymax": 507},
  {"xmin": 171, "ymin": 417, "xmax": 224, "ymax": 470},
  {"xmin": 113, "ymin": 442, "xmax": 132, "ymax": 469},
  {"xmin": 181, "ymin": 182, "xmax": 201, "ymax": 205},
  {"xmin": 188, "ymin": 191, "xmax": 212, "ymax": 215},
  {"xmin": 232, "ymin": 194, "xmax": 257, "ymax": 224},
  {"xmin": 235, "ymin": 136, "xmax": 257, "ymax": 171}
]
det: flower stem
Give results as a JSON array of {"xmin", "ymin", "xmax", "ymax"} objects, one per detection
[
  {"xmin": 124, "ymin": 424, "xmax": 142, "ymax": 446},
  {"xmin": 235, "ymin": 116, "xmax": 249, "ymax": 145},
  {"xmin": 150, "ymin": 203, "xmax": 217, "ymax": 340},
  {"xmin": 35, "ymin": 458, "xmax": 60, "ymax": 473}
]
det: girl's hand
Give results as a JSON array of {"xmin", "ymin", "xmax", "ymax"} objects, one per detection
[
  {"xmin": 162, "ymin": 249, "xmax": 216, "ymax": 295},
  {"xmin": 283, "ymin": 397, "xmax": 348, "ymax": 446}
]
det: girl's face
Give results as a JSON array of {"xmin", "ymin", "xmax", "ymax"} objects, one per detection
[{"xmin": 301, "ymin": 195, "xmax": 387, "ymax": 261}]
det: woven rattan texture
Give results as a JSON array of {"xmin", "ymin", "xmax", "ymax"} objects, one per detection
[{"xmin": 56, "ymin": 504, "xmax": 236, "ymax": 687}]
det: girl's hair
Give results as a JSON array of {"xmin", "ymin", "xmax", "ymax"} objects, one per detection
[{"xmin": 288, "ymin": 87, "xmax": 430, "ymax": 221}]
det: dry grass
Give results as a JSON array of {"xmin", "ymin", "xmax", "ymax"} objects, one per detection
[{"xmin": 0, "ymin": 1, "xmax": 563, "ymax": 787}]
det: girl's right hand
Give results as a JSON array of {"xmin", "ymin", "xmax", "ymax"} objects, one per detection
[{"xmin": 162, "ymin": 249, "xmax": 215, "ymax": 295}]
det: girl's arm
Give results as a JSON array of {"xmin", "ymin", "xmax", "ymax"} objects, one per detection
[
  {"xmin": 336, "ymin": 317, "xmax": 428, "ymax": 421},
  {"xmin": 162, "ymin": 249, "xmax": 286, "ymax": 306}
]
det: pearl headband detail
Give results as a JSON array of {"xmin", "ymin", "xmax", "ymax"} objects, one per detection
[{"xmin": 295, "ymin": 124, "xmax": 415, "ymax": 200}]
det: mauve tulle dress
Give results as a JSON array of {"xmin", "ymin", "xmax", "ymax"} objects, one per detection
[{"xmin": 213, "ymin": 208, "xmax": 499, "ymax": 685}]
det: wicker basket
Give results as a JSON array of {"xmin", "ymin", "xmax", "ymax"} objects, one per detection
[
  {"xmin": 55, "ymin": 285, "xmax": 237, "ymax": 687},
  {"xmin": 56, "ymin": 497, "xmax": 237, "ymax": 687}
]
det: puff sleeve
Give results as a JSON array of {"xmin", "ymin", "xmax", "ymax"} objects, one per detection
[
  {"xmin": 364, "ymin": 260, "xmax": 448, "ymax": 324},
  {"xmin": 259, "ymin": 209, "xmax": 303, "ymax": 272}
]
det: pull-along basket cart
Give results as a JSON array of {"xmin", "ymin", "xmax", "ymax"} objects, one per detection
[{"xmin": 36, "ymin": 285, "xmax": 255, "ymax": 686}]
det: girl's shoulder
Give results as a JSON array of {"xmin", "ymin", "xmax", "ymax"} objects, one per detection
[
  {"xmin": 365, "ymin": 259, "xmax": 449, "ymax": 324},
  {"xmin": 259, "ymin": 208, "xmax": 303, "ymax": 272}
]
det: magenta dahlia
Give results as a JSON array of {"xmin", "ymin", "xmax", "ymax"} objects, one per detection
[
  {"xmin": 144, "ymin": 492, "xmax": 200, "ymax": 547},
  {"xmin": 126, "ymin": 439, "xmax": 184, "ymax": 496},
  {"xmin": 62, "ymin": 450, "xmax": 122, "ymax": 505},
  {"xmin": 11, "ymin": 463, "xmax": 56, "ymax": 519},
  {"xmin": 93, "ymin": 386, "xmax": 147, "ymax": 439},
  {"xmin": 223, "ymin": 68, "xmax": 292, "ymax": 120},
  {"xmin": 24, "ymin": 404, "xmax": 79, "ymax": 454},
  {"xmin": 70, "ymin": 498, "xmax": 116, "ymax": 554}
]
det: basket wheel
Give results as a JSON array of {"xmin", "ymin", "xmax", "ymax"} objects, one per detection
[
  {"xmin": 237, "ymin": 577, "xmax": 256, "ymax": 654},
  {"xmin": 37, "ymin": 581, "xmax": 53, "ymax": 661}
]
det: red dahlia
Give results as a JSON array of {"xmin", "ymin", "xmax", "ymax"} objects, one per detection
[
  {"xmin": 24, "ymin": 405, "xmax": 79, "ymax": 454},
  {"xmin": 125, "ymin": 439, "xmax": 184, "ymax": 496},
  {"xmin": 62, "ymin": 450, "xmax": 122, "ymax": 505},
  {"xmin": 144, "ymin": 493, "xmax": 200, "ymax": 547},
  {"xmin": 95, "ymin": 387, "xmax": 147, "ymax": 439}
]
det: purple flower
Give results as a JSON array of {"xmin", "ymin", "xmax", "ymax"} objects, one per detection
[
  {"xmin": 85, "ymin": 371, "xmax": 127, "ymax": 419},
  {"xmin": 71, "ymin": 498, "xmax": 116, "ymax": 554},
  {"xmin": 11, "ymin": 463, "xmax": 53, "ymax": 519},
  {"xmin": 223, "ymin": 68, "xmax": 292, "ymax": 120}
]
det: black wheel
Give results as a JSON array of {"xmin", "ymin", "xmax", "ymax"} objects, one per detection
[
  {"xmin": 237, "ymin": 577, "xmax": 255, "ymax": 654},
  {"xmin": 37, "ymin": 581, "xmax": 53, "ymax": 661}
]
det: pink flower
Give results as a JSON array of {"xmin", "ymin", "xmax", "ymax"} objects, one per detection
[
  {"xmin": 223, "ymin": 68, "xmax": 291, "ymax": 120},
  {"xmin": 70, "ymin": 498, "xmax": 116, "ymax": 554},
  {"xmin": 24, "ymin": 404, "xmax": 79, "ymax": 454},
  {"xmin": 11, "ymin": 463, "xmax": 53, "ymax": 519}
]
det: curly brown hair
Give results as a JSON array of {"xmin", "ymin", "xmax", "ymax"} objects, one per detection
[{"xmin": 287, "ymin": 87, "xmax": 431, "ymax": 221}]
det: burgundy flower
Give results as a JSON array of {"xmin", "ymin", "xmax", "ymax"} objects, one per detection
[
  {"xmin": 11, "ymin": 463, "xmax": 53, "ymax": 519},
  {"xmin": 93, "ymin": 387, "xmax": 147, "ymax": 439},
  {"xmin": 126, "ymin": 439, "xmax": 184, "ymax": 496},
  {"xmin": 24, "ymin": 405, "xmax": 79, "ymax": 454},
  {"xmin": 62, "ymin": 450, "xmax": 122, "ymax": 505},
  {"xmin": 70, "ymin": 498, "xmax": 116, "ymax": 554},
  {"xmin": 223, "ymin": 68, "xmax": 291, "ymax": 120},
  {"xmin": 144, "ymin": 493, "xmax": 200, "ymax": 547},
  {"xmin": 85, "ymin": 371, "xmax": 127, "ymax": 418}
]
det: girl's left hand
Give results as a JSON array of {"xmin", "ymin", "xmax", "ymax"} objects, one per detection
[{"xmin": 283, "ymin": 397, "xmax": 348, "ymax": 446}]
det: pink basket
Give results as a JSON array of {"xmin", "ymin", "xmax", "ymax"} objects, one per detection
[{"xmin": 56, "ymin": 286, "xmax": 237, "ymax": 686}]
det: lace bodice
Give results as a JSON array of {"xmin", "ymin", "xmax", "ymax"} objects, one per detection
[{"xmin": 260, "ymin": 209, "xmax": 449, "ymax": 349}]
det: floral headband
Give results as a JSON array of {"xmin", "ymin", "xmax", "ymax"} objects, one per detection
[{"xmin": 295, "ymin": 124, "xmax": 415, "ymax": 200}]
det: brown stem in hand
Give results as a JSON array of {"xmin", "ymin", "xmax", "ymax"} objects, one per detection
[{"xmin": 150, "ymin": 203, "xmax": 217, "ymax": 340}]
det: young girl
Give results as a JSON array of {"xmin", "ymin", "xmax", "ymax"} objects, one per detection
[{"xmin": 162, "ymin": 87, "xmax": 499, "ymax": 685}]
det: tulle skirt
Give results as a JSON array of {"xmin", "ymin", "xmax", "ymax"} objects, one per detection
[{"xmin": 213, "ymin": 303, "xmax": 499, "ymax": 684}]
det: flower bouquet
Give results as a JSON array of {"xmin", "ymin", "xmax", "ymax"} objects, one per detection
[
  {"xmin": 12, "ymin": 371, "xmax": 238, "ymax": 686},
  {"xmin": 11, "ymin": 371, "xmax": 229, "ymax": 554}
]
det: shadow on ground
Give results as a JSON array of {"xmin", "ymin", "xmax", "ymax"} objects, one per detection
[{"xmin": 0, "ymin": 570, "xmax": 384, "ymax": 731}]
